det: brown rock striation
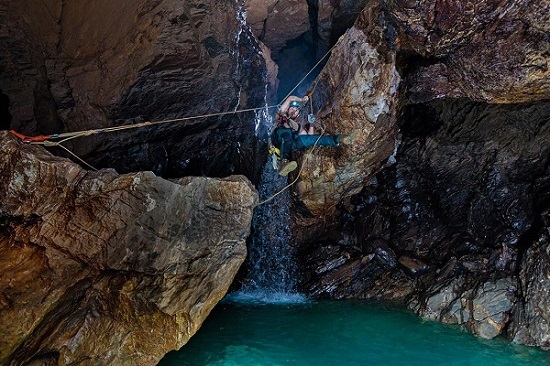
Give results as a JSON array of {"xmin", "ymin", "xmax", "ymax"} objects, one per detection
[
  {"xmin": 294, "ymin": 25, "xmax": 401, "ymax": 218},
  {"xmin": 245, "ymin": 0, "xmax": 310, "ymax": 54},
  {"xmin": 0, "ymin": 131, "xmax": 257, "ymax": 365},
  {"xmin": 388, "ymin": 0, "xmax": 550, "ymax": 103}
]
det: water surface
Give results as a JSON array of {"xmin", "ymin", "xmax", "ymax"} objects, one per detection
[{"xmin": 159, "ymin": 297, "xmax": 549, "ymax": 366}]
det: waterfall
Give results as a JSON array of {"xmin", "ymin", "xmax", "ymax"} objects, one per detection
[
  {"xmin": 226, "ymin": 0, "xmax": 306, "ymax": 304},
  {"xmin": 231, "ymin": 159, "xmax": 307, "ymax": 304},
  {"xmin": 226, "ymin": 107, "xmax": 306, "ymax": 304},
  {"xmin": 246, "ymin": 161, "xmax": 297, "ymax": 290}
]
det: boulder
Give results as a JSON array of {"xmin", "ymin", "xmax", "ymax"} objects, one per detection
[
  {"xmin": 412, "ymin": 276, "xmax": 517, "ymax": 339},
  {"xmin": 0, "ymin": 131, "xmax": 257, "ymax": 365},
  {"xmin": 295, "ymin": 21, "xmax": 401, "ymax": 218}
]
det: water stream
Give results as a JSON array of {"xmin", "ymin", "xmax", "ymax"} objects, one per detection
[{"xmin": 227, "ymin": 158, "xmax": 306, "ymax": 304}]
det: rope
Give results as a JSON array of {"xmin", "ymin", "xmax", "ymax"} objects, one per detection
[
  {"xmin": 11, "ymin": 105, "xmax": 279, "ymax": 170},
  {"xmin": 279, "ymin": 41, "xmax": 340, "ymax": 104},
  {"xmin": 15, "ymin": 105, "xmax": 280, "ymax": 145}
]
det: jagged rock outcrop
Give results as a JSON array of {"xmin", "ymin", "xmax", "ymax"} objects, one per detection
[
  {"xmin": 294, "ymin": 20, "xmax": 401, "ymax": 220},
  {"xmin": 410, "ymin": 276, "xmax": 517, "ymax": 339},
  {"xmin": 245, "ymin": 0, "xmax": 309, "ymax": 54},
  {"xmin": 389, "ymin": 0, "xmax": 550, "ymax": 104},
  {"xmin": 315, "ymin": 0, "xmax": 369, "ymax": 46},
  {"xmin": 0, "ymin": 131, "xmax": 257, "ymax": 365},
  {"xmin": 510, "ymin": 219, "xmax": 550, "ymax": 349}
]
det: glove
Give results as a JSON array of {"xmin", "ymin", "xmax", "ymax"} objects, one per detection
[{"xmin": 307, "ymin": 114, "xmax": 316, "ymax": 125}]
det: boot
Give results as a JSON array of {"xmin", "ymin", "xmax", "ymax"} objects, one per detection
[{"xmin": 279, "ymin": 159, "xmax": 297, "ymax": 176}]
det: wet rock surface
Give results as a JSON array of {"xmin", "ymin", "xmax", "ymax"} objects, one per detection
[
  {"xmin": 1, "ymin": 0, "xmax": 269, "ymax": 181},
  {"xmin": 0, "ymin": 132, "xmax": 257, "ymax": 365},
  {"xmin": 300, "ymin": 98, "xmax": 549, "ymax": 340},
  {"xmin": 409, "ymin": 276, "xmax": 517, "ymax": 339},
  {"xmin": 510, "ymin": 215, "xmax": 550, "ymax": 350}
]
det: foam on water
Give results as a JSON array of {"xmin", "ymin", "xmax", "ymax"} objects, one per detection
[{"xmin": 224, "ymin": 290, "xmax": 309, "ymax": 306}]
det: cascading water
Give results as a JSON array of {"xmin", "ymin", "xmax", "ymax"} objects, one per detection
[
  {"xmin": 227, "ymin": 1, "xmax": 306, "ymax": 303},
  {"xmin": 229, "ymin": 109, "xmax": 306, "ymax": 304},
  {"xmin": 244, "ymin": 161, "xmax": 297, "ymax": 291}
]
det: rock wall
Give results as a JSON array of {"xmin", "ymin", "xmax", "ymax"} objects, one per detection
[
  {"xmin": 0, "ymin": 131, "xmax": 257, "ymax": 365},
  {"xmin": 245, "ymin": 0, "xmax": 309, "ymax": 54},
  {"xmin": 294, "ymin": 22, "xmax": 401, "ymax": 219},
  {"xmin": 511, "ymin": 220, "xmax": 550, "ymax": 350},
  {"xmin": 0, "ymin": 0, "xmax": 63, "ymax": 135},
  {"xmin": 296, "ymin": 0, "xmax": 550, "ymax": 347},
  {"xmin": 391, "ymin": 0, "xmax": 550, "ymax": 103},
  {"xmin": 1, "ymin": 0, "xmax": 271, "ymax": 180}
]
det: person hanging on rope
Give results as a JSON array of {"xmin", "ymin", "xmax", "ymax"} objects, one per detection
[{"xmin": 271, "ymin": 94, "xmax": 341, "ymax": 176}]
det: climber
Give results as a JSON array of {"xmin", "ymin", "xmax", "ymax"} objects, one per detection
[{"xmin": 271, "ymin": 94, "xmax": 341, "ymax": 176}]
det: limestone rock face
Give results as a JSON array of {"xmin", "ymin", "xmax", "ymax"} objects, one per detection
[
  {"xmin": 0, "ymin": 131, "xmax": 257, "ymax": 365},
  {"xmin": 293, "ymin": 4, "xmax": 401, "ymax": 219}
]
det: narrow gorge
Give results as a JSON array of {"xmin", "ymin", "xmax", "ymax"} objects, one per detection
[{"xmin": 0, "ymin": 1, "xmax": 549, "ymax": 365}]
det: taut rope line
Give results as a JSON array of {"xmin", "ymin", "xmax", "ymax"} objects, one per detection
[
  {"xmin": 10, "ymin": 105, "xmax": 279, "ymax": 146},
  {"xmin": 257, "ymin": 40, "xmax": 341, "ymax": 206}
]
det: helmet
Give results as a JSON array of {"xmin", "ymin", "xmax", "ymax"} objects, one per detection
[{"xmin": 289, "ymin": 101, "xmax": 301, "ymax": 109}]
